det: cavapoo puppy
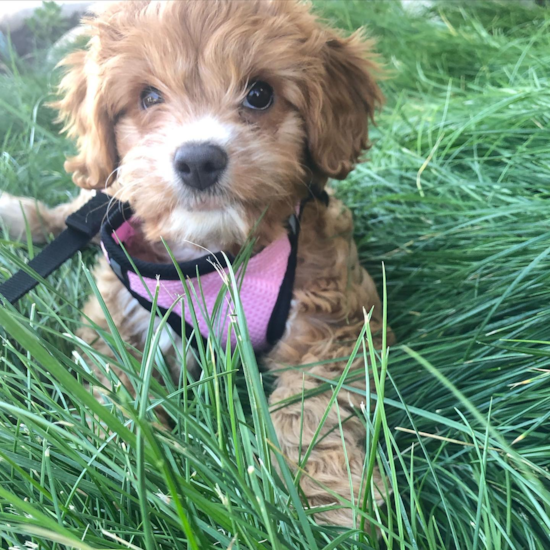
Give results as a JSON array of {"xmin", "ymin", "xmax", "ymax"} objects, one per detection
[{"xmin": 0, "ymin": 0, "xmax": 394, "ymax": 527}]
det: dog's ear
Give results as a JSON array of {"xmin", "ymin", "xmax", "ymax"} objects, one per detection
[
  {"xmin": 53, "ymin": 48, "xmax": 118, "ymax": 189},
  {"xmin": 305, "ymin": 29, "xmax": 382, "ymax": 181}
]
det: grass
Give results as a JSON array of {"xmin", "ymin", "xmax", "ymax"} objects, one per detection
[{"xmin": 1, "ymin": 0, "xmax": 550, "ymax": 548}]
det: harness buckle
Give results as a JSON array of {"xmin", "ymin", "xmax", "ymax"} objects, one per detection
[
  {"xmin": 109, "ymin": 258, "xmax": 125, "ymax": 282},
  {"xmin": 288, "ymin": 214, "xmax": 298, "ymax": 235},
  {"xmin": 65, "ymin": 192, "xmax": 111, "ymax": 238}
]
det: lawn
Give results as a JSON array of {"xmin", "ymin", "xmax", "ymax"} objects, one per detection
[{"xmin": 1, "ymin": 1, "xmax": 550, "ymax": 549}]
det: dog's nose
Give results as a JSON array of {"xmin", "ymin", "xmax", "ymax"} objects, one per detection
[{"xmin": 174, "ymin": 143, "xmax": 228, "ymax": 190}]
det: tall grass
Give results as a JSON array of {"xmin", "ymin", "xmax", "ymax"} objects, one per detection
[{"xmin": 1, "ymin": 1, "xmax": 550, "ymax": 548}]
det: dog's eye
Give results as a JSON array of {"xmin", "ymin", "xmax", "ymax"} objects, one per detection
[
  {"xmin": 243, "ymin": 81, "xmax": 273, "ymax": 110},
  {"xmin": 140, "ymin": 87, "xmax": 163, "ymax": 109}
]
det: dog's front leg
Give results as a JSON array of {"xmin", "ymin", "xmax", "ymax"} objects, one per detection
[
  {"xmin": 0, "ymin": 188, "xmax": 99, "ymax": 243},
  {"xmin": 76, "ymin": 258, "xmax": 201, "ymax": 427},
  {"xmin": 269, "ymin": 354, "xmax": 387, "ymax": 529}
]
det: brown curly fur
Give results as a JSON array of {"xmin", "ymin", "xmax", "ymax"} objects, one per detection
[{"xmin": 0, "ymin": 0, "xmax": 394, "ymax": 528}]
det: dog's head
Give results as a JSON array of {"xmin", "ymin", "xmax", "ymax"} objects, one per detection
[{"xmin": 55, "ymin": 0, "xmax": 381, "ymax": 251}]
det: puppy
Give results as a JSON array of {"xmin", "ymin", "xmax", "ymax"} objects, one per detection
[{"xmin": 0, "ymin": 0, "xmax": 393, "ymax": 527}]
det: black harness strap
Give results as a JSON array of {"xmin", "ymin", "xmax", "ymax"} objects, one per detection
[
  {"xmin": 265, "ymin": 189, "xmax": 329, "ymax": 344},
  {"xmin": 0, "ymin": 192, "xmax": 111, "ymax": 304}
]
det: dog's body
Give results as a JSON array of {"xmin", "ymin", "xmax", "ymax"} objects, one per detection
[{"xmin": 0, "ymin": 0, "xmax": 393, "ymax": 527}]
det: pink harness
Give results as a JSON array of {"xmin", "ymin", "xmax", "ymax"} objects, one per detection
[{"xmin": 100, "ymin": 201, "xmax": 301, "ymax": 352}]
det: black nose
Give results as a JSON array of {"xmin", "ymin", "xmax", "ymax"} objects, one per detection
[{"xmin": 174, "ymin": 143, "xmax": 228, "ymax": 190}]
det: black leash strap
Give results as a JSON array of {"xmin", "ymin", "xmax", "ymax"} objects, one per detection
[{"xmin": 0, "ymin": 192, "xmax": 111, "ymax": 305}]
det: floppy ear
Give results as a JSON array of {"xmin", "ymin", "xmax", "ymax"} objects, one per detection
[
  {"xmin": 306, "ymin": 29, "xmax": 383, "ymax": 180},
  {"xmin": 53, "ymin": 48, "xmax": 118, "ymax": 189}
]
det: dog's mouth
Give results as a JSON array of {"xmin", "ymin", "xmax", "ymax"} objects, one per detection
[{"xmin": 178, "ymin": 186, "xmax": 231, "ymax": 212}]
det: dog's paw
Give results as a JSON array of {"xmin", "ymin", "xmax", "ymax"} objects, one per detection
[{"xmin": 0, "ymin": 193, "xmax": 48, "ymax": 243}]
